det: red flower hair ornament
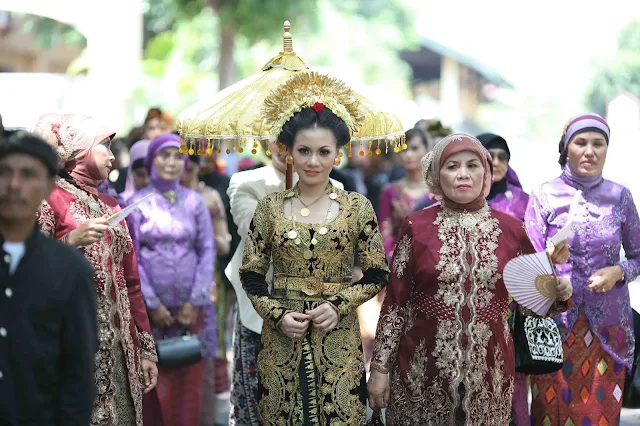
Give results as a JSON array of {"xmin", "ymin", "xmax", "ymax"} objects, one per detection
[{"xmin": 312, "ymin": 102, "xmax": 324, "ymax": 113}]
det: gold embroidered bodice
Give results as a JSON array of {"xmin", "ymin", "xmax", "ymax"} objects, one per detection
[{"xmin": 240, "ymin": 183, "xmax": 388, "ymax": 324}]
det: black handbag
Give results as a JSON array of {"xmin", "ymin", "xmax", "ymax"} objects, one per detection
[
  {"xmin": 365, "ymin": 409, "xmax": 384, "ymax": 426},
  {"xmin": 156, "ymin": 333, "xmax": 202, "ymax": 368},
  {"xmin": 514, "ymin": 308, "xmax": 563, "ymax": 375}
]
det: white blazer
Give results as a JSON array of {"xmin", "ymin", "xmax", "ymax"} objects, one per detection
[{"xmin": 225, "ymin": 164, "xmax": 343, "ymax": 333}]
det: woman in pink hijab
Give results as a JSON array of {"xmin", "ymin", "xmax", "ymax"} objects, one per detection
[{"xmin": 33, "ymin": 113, "xmax": 158, "ymax": 426}]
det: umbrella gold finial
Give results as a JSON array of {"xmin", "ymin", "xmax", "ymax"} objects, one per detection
[{"xmin": 283, "ymin": 20, "xmax": 293, "ymax": 53}]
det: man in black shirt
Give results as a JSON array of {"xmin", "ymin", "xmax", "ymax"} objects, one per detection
[{"xmin": 0, "ymin": 127, "xmax": 98, "ymax": 426}]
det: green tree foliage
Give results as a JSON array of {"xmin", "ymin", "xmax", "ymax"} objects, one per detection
[
  {"xmin": 204, "ymin": 0, "xmax": 320, "ymax": 43},
  {"xmin": 618, "ymin": 19, "xmax": 640, "ymax": 51},
  {"xmin": 144, "ymin": 0, "xmax": 414, "ymax": 89},
  {"xmin": 137, "ymin": 0, "xmax": 416, "ymax": 116},
  {"xmin": 586, "ymin": 19, "xmax": 640, "ymax": 116},
  {"xmin": 146, "ymin": 0, "xmax": 320, "ymax": 88}
]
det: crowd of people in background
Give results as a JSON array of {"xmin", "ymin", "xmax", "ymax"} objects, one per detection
[{"xmin": 1, "ymin": 104, "xmax": 639, "ymax": 426}]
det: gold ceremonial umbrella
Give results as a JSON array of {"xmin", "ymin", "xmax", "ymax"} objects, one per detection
[{"xmin": 176, "ymin": 21, "xmax": 406, "ymax": 188}]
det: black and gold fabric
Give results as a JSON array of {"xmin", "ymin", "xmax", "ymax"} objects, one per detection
[{"xmin": 240, "ymin": 183, "xmax": 388, "ymax": 425}]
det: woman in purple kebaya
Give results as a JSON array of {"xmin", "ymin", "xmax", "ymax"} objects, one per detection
[
  {"xmin": 525, "ymin": 113, "xmax": 640, "ymax": 425},
  {"xmin": 127, "ymin": 134, "xmax": 216, "ymax": 426}
]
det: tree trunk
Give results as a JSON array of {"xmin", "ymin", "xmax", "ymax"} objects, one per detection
[{"xmin": 218, "ymin": 23, "xmax": 236, "ymax": 89}]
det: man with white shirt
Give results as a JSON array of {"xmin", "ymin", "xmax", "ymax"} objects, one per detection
[
  {"xmin": 226, "ymin": 141, "xmax": 344, "ymax": 425},
  {"xmin": 0, "ymin": 128, "xmax": 98, "ymax": 426}
]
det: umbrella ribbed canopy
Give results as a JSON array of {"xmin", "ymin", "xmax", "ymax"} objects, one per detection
[{"xmin": 176, "ymin": 21, "xmax": 405, "ymax": 157}]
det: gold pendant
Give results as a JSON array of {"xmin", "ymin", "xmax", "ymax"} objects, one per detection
[
  {"xmin": 303, "ymin": 250, "xmax": 313, "ymax": 260},
  {"xmin": 318, "ymin": 227, "xmax": 328, "ymax": 235},
  {"xmin": 164, "ymin": 190, "xmax": 177, "ymax": 203},
  {"xmin": 288, "ymin": 230, "xmax": 298, "ymax": 239},
  {"xmin": 294, "ymin": 238, "xmax": 301, "ymax": 245},
  {"xmin": 300, "ymin": 207, "xmax": 310, "ymax": 217},
  {"xmin": 311, "ymin": 238, "xmax": 318, "ymax": 245}
]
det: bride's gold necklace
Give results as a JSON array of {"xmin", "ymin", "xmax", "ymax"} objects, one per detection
[
  {"xmin": 297, "ymin": 193, "xmax": 326, "ymax": 217},
  {"xmin": 287, "ymin": 196, "xmax": 335, "ymax": 260}
]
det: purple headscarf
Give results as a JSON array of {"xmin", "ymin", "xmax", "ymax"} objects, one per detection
[
  {"xmin": 560, "ymin": 113, "xmax": 610, "ymax": 190},
  {"xmin": 562, "ymin": 113, "xmax": 610, "ymax": 149},
  {"xmin": 145, "ymin": 133, "xmax": 188, "ymax": 193},
  {"xmin": 121, "ymin": 139, "xmax": 151, "ymax": 201}
]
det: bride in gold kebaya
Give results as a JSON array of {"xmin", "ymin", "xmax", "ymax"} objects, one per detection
[{"xmin": 240, "ymin": 72, "xmax": 389, "ymax": 425}]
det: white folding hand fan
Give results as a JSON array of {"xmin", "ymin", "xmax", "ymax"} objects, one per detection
[
  {"xmin": 503, "ymin": 251, "xmax": 557, "ymax": 316},
  {"xmin": 549, "ymin": 190, "xmax": 582, "ymax": 247}
]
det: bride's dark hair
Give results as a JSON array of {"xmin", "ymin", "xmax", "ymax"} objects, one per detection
[{"xmin": 278, "ymin": 107, "xmax": 350, "ymax": 148}]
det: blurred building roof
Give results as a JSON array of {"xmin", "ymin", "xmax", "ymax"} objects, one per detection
[{"xmin": 400, "ymin": 37, "xmax": 511, "ymax": 88}]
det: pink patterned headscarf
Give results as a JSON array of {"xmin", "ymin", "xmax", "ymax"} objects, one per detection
[
  {"xmin": 421, "ymin": 133, "xmax": 492, "ymax": 212},
  {"xmin": 33, "ymin": 113, "xmax": 115, "ymax": 195}
]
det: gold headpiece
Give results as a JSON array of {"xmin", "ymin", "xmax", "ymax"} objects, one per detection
[{"xmin": 263, "ymin": 71, "xmax": 365, "ymax": 139}]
